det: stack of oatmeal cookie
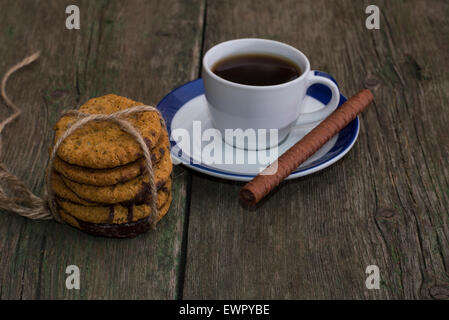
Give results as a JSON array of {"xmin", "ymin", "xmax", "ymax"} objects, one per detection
[{"xmin": 49, "ymin": 94, "xmax": 172, "ymax": 238}]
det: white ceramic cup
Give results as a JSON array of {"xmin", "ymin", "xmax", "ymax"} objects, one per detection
[{"xmin": 202, "ymin": 38, "xmax": 340, "ymax": 150}]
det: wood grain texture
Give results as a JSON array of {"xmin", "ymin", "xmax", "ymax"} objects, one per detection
[
  {"xmin": 1, "ymin": 0, "xmax": 448, "ymax": 300},
  {"xmin": 182, "ymin": 0, "xmax": 449, "ymax": 299},
  {"xmin": 0, "ymin": 0, "xmax": 204, "ymax": 299}
]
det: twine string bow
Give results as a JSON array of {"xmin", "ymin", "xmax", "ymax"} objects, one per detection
[{"xmin": 0, "ymin": 52, "xmax": 163, "ymax": 228}]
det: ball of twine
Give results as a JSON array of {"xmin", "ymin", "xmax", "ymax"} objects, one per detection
[{"xmin": 0, "ymin": 52, "xmax": 165, "ymax": 228}]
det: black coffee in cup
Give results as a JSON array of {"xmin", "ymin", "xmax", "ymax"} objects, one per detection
[{"xmin": 211, "ymin": 53, "xmax": 301, "ymax": 86}]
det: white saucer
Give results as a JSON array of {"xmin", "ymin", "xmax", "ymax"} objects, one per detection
[{"xmin": 157, "ymin": 78, "xmax": 359, "ymax": 182}]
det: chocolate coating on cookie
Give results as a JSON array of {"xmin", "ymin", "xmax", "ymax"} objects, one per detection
[
  {"xmin": 77, "ymin": 216, "xmax": 151, "ymax": 238},
  {"xmin": 59, "ymin": 195, "xmax": 172, "ymax": 238}
]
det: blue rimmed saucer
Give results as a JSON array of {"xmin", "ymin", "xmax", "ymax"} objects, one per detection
[{"xmin": 157, "ymin": 74, "xmax": 359, "ymax": 182}]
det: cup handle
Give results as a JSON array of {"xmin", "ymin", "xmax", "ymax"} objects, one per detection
[{"xmin": 294, "ymin": 70, "xmax": 340, "ymax": 127}]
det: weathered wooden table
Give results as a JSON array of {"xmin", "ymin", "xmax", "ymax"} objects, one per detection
[{"xmin": 0, "ymin": 0, "xmax": 448, "ymax": 300}]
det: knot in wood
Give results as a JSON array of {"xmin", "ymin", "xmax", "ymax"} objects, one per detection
[
  {"xmin": 429, "ymin": 285, "xmax": 449, "ymax": 300},
  {"xmin": 375, "ymin": 208, "xmax": 396, "ymax": 219}
]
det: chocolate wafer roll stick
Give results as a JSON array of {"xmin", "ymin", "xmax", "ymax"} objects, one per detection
[{"xmin": 240, "ymin": 89, "xmax": 374, "ymax": 206}]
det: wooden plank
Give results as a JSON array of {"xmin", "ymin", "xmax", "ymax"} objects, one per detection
[
  {"xmin": 0, "ymin": 0, "xmax": 204, "ymax": 299},
  {"xmin": 183, "ymin": 0, "xmax": 449, "ymax": 299}
]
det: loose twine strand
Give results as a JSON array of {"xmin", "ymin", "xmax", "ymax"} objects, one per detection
[{"xmin": 0, "ymin": 52, "xmax": 164, "ymax": 228}]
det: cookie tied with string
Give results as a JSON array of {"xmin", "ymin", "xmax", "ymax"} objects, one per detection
[
  {"xmin": 0, "ymin": 53, "xmax": 172, "ymax": 238},
  {"xmin": 48, "ymin": 94, "xmax": 173, "ymax": 238},
  {"xmin": 54, "ymin": 94, "xmax": 163, "ymax": 169}
]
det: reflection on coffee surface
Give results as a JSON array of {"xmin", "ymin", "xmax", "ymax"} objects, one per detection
[{"xmin": 212, "ymin": 53, "xmax": 301, "ymax": 86}]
